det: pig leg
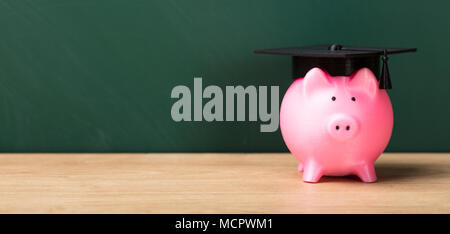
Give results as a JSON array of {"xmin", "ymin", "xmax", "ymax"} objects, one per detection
[
  {"xmin": 354, "ymin": 163, "xmax": 377, "ymax": 183},
  {"xmin": 297, "ymin": 162, "xmax": 304, "ymax": 172},
  {"xmin": 302, "ymin": 161, "xmax": 323, "ymax": 183}
]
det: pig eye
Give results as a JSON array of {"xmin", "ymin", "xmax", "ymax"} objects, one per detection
[
  {"xmin": 331, "ymin": 96, "xmax": 336, "ymax": 101},
  {"xmin": 351, "ymin": 97, "xmax": 356, "ymax": 102}
]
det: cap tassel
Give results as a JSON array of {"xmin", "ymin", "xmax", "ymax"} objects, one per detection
[{"xmin": 379, "ymin": 49, "xmax": 392, "ymax": 89}]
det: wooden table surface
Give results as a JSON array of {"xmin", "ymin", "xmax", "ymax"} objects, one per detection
[{"xmin": 0, "ymin": 153, "xmax": 448, "ymax": 214}]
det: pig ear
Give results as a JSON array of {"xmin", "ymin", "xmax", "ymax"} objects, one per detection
[
  {"xmin": 303, "ymin": 68, "xmax": 332, "ymax": 96},
  {"xmin": 349, "ymin": 68, "xmax": 379, "ymax": 98}
]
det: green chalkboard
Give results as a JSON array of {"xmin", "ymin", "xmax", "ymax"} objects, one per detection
[{"xmin": 0, "ymin": 0, "xmax": 448, "ymax": 152}]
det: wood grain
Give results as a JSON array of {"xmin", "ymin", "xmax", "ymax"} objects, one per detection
[{"xmin": 0, "ymin": 153, "xmax": 448, "ymax": 213}]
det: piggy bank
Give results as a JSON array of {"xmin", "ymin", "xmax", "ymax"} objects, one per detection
[{"xmin": 280, "ymin": 67, "xmax": 393, "ymax": 183}]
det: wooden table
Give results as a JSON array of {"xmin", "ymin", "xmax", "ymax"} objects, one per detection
[{"xmin": 0, "ymin": 153, "xmax": 448, "ymax": 213}]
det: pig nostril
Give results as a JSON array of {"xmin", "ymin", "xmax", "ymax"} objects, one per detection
[
  {"xmin": 335, "ymin": 125, "xmax": 339, "ymax": 130},
  {"xmin": 346, "ymin": 125, "xmax": 350, "ymax": 131}
]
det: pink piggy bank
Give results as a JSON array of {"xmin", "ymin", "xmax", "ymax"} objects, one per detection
[{"xmin": 280, "ymin": 67, "xmax": 393, "ymax": 183}]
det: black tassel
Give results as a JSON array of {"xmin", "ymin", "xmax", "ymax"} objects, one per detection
[{"xmin": 379, "ymin": 49, "xmax": 392, "ymax": 89}]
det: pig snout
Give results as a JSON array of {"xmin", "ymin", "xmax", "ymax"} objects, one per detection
[{"xmin": 328, "ymin": 114, "xmax": 359, "ymax": 140}]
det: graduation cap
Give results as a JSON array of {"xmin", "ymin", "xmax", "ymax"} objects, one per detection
[{"xmin": 254, "ymin": 44, "xmax": 417, "ymax": 89}]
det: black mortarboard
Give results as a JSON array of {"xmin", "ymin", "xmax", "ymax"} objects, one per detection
[{"xmin": 254, "ymin": 44, "xmax": 416, "ymax": 89}]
